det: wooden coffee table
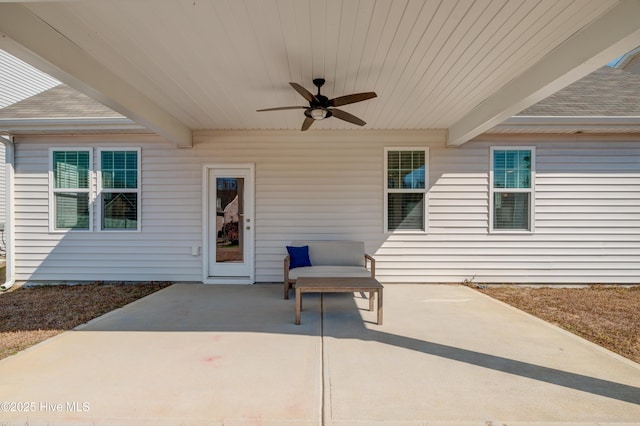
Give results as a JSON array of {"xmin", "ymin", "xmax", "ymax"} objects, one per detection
[{"xmin": 295, "ymin": 276, "xmax": 383, "ymax": 325}]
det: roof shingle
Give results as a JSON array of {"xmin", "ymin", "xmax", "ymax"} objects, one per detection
[
  {"xmin": 518, "ymin": 66, "xmax": 640, "ymax": 116},
  {"xmin": 0, "ymin": 84, "xmax": 123, "ymax": 119}
]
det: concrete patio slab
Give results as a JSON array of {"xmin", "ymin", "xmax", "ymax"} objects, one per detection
[
  {"xmin": 0, "ymin": 284, "xmax": 323, "ymax": 425},
  {"xmin": 322, "ymin": 285, "xmax": 640, "ymax": 425},
  {"xmin": 0, "ymin": 283, "xmax": 639, "ymax": 425}
]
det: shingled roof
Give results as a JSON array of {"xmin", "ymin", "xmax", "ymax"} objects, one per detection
[
  {"xmin": 517, "ymin": 66, "xmax": 640, "ymax": 117},
  {"xmin": 615, "ymin": 46, "xmax": 640, "ymax": 75},
  {"xmin": 0, "ymin": 83, "xmax": 123, "ymax": 119},
  {"xmin": 0, "ymin": 83, "xmax": 147, "ymax": 135}
]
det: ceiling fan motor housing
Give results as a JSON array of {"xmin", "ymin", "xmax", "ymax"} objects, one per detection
[{"xmin": 311, "ymin": 78, "xmax": 330, "ymax": 109}]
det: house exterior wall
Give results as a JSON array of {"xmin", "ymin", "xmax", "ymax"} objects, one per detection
[
  {"xmin": 14, "ymin": 134, "xmax": 203, "ymax": 282},
  {"xmin": 0, "ymin": 143, "xmax": 5, "ymax": 225},
  {"xmin": 12, "ymin": 131, "xmax": 640, "ymax": 284}
]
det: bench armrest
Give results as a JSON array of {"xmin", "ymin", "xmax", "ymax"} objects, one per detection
[
  {"xmin": 283, "ymin": 255, "xmax": 291, "ymax": 299},
  {"xmin": 284, "ymin": 255, "xmax": 291, "ymax": 280},
  {"xmin": 365, "ymin": 253, "xmax": 376, "ymax": 277}
]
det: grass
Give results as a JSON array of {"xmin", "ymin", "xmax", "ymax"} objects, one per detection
[
  {"xmin": 474, "ymin": 285, "xmax": 640, "ymax": 364},
  {"xmin": 0, "ymin": 282, "xmax": 171, "ymax": 360}
]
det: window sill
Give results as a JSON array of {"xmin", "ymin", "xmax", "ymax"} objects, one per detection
[
  {"xmin": 385, "ymin": 229, "xmax": 428, "ymax": 234},
  {"xmin": 489, "ymin": 229, "xmax": 534, "ymax": 235}
]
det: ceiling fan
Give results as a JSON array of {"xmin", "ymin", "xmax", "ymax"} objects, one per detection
[{"xmin": 257, "ymin": 78, "xmax": 377, "ymax": 131}]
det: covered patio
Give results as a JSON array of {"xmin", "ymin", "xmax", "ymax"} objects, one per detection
[
  {"xmin": 0, "ymin": 283, "xmax": 639, "ymax": 424},
  {"xmin": 1, "ymin": 4, "xmax": 640, "ymax": 421},
  {"xmin": 1, "ymin": 1, "xmax": 640, "ymax": 287}
]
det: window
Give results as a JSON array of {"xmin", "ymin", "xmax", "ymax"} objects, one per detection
[
  {"xmin": 50, "ymin": 149, "xmax": 92, "ymax": 231},
  {"xmin": 385, "ymin": 148, "xmax": 428, "ymax": 232},
  {"xmin": 98, "ymin": 149, "xmax": 141, "ymax": 230},
  {"xmin": 49, "ymin": 147, "xmax": 141, "ymax": 232},
  {"xmin": 490, "ymin": 147, "xmax": 535, "ymax": 232}
]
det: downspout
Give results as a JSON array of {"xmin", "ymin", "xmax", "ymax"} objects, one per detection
[{"xmin": 0, "ymin": 134, "xmax": 14, "ymax": 291}]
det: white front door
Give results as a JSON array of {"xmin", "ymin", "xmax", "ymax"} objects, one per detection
[{"xmin": 205, "ymin": 165, "xmax": 254, "ymax": 284}]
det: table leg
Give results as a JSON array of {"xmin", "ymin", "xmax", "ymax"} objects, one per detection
[
  {"xmin": 377, "ymin": 288, "xmax": 383, "ymax": 325},
  {"xmin": 295, "ymin": 288, "xmax": 302, "ymax": 325}
]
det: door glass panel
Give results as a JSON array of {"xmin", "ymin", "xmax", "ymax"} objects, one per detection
[{"xmin": 216, "ymin": 177, "xmax": 244, "ymax": 263}]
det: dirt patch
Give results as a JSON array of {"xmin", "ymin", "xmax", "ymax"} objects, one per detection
[
  {"xmin": 0, "ymin": 282, "xmax": 171, "ymax": 360},
  {"xmin": 475, "ymin": 285, "xmax": 640, "ymax": 364}
]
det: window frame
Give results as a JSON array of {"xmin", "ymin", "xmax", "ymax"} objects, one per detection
[
  {"xmin": 489, "ymin": 146, "xmax": 535, "ymax": 234},
  {"xmin": 48, "ymin": 147, "xmax": 94, "ymax": 232},
  {"xmin": 384, "ymin": 147, "xmax": 429, "ymax": 234},
  {"xmin": 97, "ymin": 147, "xmax": 142, "ymax": 232}
]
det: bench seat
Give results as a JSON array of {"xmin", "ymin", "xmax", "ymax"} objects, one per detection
[
  {"xmin": 287, "ymin": 265, "xmax": 373, "ymax": 280},
  {"xmin": 283, "ymin": 241, "xmax": 375, "ymax": 299}
]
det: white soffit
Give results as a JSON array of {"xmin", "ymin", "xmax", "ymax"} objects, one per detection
[{"xmin": 1, "ymin": 1, "xmax": 640, "ymax": 146}]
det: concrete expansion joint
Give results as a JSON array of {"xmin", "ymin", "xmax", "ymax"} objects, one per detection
[{"xmin": 320, "ymin": 293, "xmax": 327, "ymax": 426}]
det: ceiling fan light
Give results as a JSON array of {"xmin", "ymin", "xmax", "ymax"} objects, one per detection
[{"xmin": 310, "ymin": 108, "xmax": 328, "ymax": 120}]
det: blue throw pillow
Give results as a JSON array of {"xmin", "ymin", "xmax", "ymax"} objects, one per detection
[{"xmin": 287, "ymin": 245, "xmax": 312, "ymax": 269}]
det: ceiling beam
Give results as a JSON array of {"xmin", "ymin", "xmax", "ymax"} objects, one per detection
[
  {"xmin": 447, "ymin": 0, "xmax": 640, "ymax": 147},
  {"xmin": 0, "ymin": 3, "xmax": 193, "ymax": 147}
]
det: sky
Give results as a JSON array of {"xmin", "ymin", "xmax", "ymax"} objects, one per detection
[{"xmin": 607, "ymin": 56, "xmax": 623, "ymax": 67}]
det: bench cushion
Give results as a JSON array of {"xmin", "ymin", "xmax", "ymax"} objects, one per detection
[
  {"xmin": 291, "ymin": 241, "xmax": 365, "ymax": 267},
  {"xmin": 287, "ymin": 265, "xmax": 372, "ymax": 280}
]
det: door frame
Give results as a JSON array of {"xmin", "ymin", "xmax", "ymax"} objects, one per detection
[{"xmin": 202, "ymin": 163, "xmax": 255, "ymax": 284}]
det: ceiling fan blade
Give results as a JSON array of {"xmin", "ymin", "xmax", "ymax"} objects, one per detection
[
  {"xmin": 330, "ymin": 108, "xmax": 366, "ymax": 126},
  {"xmin": 257, "ymin": 106, "xmax": 307, "ymax": 112},
  {"xmin": 301, "ymin": 116, "xmax": 314, "ymax": 131},
  {"xmin": 290, "ymin": 82, "xmax": 316, "ymax": 103},
  {"xmin": 329, "ymin": 92, "xmax": 377, "ymax": 107}
]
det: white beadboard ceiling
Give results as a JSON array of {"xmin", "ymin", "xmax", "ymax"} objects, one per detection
[{"xmin": 1, "ymin": 0, "xmax": 640, "ymax": 146}]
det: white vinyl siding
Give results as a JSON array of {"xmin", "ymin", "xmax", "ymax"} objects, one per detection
[
  {"xmin": 18, "ymin": 135, "xmax": 201, "ymax": 281},
  {"xmin": 11, "ymin": 131, "xmax": 640, "ymax": 285},
  {"xmin": 0, "ymin": 144, "xmax": 5, "ymax": 226}
]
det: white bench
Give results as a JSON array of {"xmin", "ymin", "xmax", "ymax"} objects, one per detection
[{"xmin": 283, "ymin": 241, "xmax": 375, "ymax": 299}]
